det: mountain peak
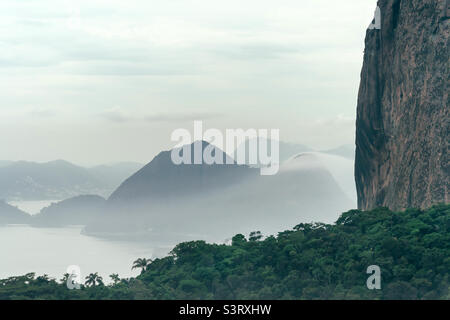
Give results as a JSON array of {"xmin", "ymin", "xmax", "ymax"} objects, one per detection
[{"xmin": 108, "ymin": 141, "xmax": 257, "ymax": 203}]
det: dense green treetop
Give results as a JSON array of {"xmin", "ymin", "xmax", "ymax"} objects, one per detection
[{"xmin": 1, "ymin": 204, "xmax": 448, "ymax": 300}]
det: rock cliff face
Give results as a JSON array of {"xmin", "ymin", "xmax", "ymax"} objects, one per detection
[{"xmin": 355, "ymin": 0, "xmax": 449, "ymax": 210}]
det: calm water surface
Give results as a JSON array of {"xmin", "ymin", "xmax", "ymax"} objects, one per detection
[{"xmin": 0, "ymin": 225, "xmax": 172, "ymax": 282}]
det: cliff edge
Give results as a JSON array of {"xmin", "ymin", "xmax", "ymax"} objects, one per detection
[{"xmin": 355, "ymin": 0, "xmax": 449, "ymax": 210}]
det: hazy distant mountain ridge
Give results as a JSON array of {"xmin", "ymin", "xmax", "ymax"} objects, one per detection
[
  {"xmin": 0, "ymin": 142, "xmax": 355, "ymax": 234},
  {"xmin": 320, "ymin": 145, "xmax": 355, "ymax": 159},
  {"xmin": 0, "ymin": 160, "xmax": 142, "ymax": 201},
  {"xmin": 286, "ymin": 152, "xmax": 357, "ymax": 205},
  {"xmin": 0, "ymin": 201, "xmax": 30, "ymax": 225},
  {"xmin": 88, "ymin": 162, "xmax": 143, "ymax": 190},
  {"xmin": 234, "ymin": 139, "xmax": 312, "ymax": 166},
  {"xmin": 109, "ymin": 141, "xmax": 258, "ymax": 203},
  {"xmin": 85, "ymin": 141, "xmax": 353, "ymax": 240},
  {"xmin": 32, "ymin": 195, "xmax": 106, "ymax": 227}
]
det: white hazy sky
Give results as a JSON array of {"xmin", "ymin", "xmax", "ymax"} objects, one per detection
[{"xmin": 0, "ymin": 0, "xmax": 377, "ymax": 166}]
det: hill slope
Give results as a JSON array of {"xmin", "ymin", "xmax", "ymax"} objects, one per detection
[
  {"xmin": 0, "ymin": 160, "xmax": 142, "ymax": 201},
  {"xmin": 0, "ymin": 201, "xmax": 30, "ymax": 225},
  {"xmin": 109, "ymin": 141, "xmax": 256, "ymax": 204},
  {"xmin": 1, "ymin": 204, "xmax": 448, "ymax": 300},
  {"xmin": 85, "ymin": 142, "xmax": 353, "ymax": 240},
  {"xmin": 32, "ymin": 195, "xmax": 106, "ymax": 227}
]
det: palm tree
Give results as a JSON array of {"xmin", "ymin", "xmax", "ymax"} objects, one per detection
[
  {"xmin": 109, "ymin": 273, "xmax": 121, "ymax": 285},
  {"xmin": 60, "ymin": 273, "xmax": 70, "ymax": 284},
  {"xmin": 132, "ymin": 258, "xmax": 152, "ymax": 274},
  {"xmin": 85, "ymin": 273, "xmax": 103, "ymax": 287}
]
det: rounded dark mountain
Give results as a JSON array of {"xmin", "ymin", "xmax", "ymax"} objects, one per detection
[{"xmin": 108, "ymin": 141, "xmax": 258, "ymax": 204}]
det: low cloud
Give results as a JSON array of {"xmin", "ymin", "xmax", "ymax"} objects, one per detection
[
  {"xmin": 98, "ymin": 107, "xmax": 132, "ymax": 123},
  {"xmin": 212, "ymin": 44, "xmax": 300, "ymax": 60},
  {"xmin": 145, "ymin": 112, "xmax": 223, "ymax": 123},
  {"xmin": 98, "ymin": 108, "xmax": 222, "ymax": 124}
]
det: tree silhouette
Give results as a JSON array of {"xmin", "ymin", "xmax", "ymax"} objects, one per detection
[
  {"xmin": 60, "ymin": 273, "xmax": 70, "ymax": 284},
  {"xmin": 132, "ymin": 258, "xmax": 152, "ymax": 274},
  {"xmin": 109, "ymin": 274, "xmax": 121, "ymax": 285},
  {"xmin": 85, "ymin": 273, "xmax": 103, "ymax": 287}
]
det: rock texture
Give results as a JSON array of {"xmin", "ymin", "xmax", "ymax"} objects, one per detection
[{"xmin": 356, "ymin": 0, "xmax": 449, "ymax": 210}]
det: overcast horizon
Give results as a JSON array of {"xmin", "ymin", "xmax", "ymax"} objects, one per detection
[{"xmin": 1, "ymin": 0, "xmax": 377, "ymax": 166}]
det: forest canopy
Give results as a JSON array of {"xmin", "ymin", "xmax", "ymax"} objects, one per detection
[{"xmin": 1, "ymin": 204, "xmax": 449, "ymax": 300}]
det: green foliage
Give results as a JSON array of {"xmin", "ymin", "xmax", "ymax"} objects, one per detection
[
  {"xmin": 132, "ymin": 258, "xmax": 152, "ymax": 274},
  {"xmin": 0, "ymin": 204, "xmax": 448, "ymax": 300},
  {"xmin": 85, "ymin": 273, "xmax": 104, "ymax": 287}
]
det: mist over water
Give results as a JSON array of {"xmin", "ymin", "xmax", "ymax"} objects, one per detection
[
  {"xmin": 7, "ymin": 200, "xmax": 60, "ymax": 216},
  {"xmin": 0, "ymin": 225, "xmax": 170, "ymax": 283},
  {"xmin": 1, "ymin": 146, "xmax": 357, "ymax": 282}
]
